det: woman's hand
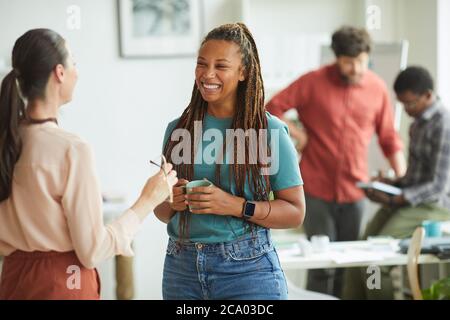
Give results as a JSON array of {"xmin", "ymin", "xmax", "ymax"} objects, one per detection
[
  {"xmin": 185, "ymin": 184, "xmax": 245, "ymax": 217},
  {"xmin": 170, "ymin": 179, "xmax": 189, "ymax": 212},
  {"xmin": 131, "ymin": 163, "xmax": 178, "ymax": 221}
]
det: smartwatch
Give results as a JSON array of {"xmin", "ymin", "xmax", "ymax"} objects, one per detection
[{"xmin": 242, "ymin": 201, "xmax": 256, "ymax": 220}]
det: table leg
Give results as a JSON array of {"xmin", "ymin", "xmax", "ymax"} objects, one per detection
[{"xmin": 115, "ymin": 253, "xmax": 134, "ymax": 300}]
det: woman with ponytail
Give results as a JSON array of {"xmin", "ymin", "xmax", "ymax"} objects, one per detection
[
  {"xmin": 154, "ymin": 23, "xmax": 305, "ymax": 300},
  {"xmin": 0, "ymin": 29, "xmax": 178, "ymax": 300}
]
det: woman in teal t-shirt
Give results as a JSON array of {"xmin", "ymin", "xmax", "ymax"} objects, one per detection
[{"xmin": 154, "ymin": 23, "xmax": 305, "ymax": 300}]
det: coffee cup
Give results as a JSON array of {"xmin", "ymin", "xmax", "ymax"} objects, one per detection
[
  {"xmin": 422, "ymin": 220, "xmax": 442, "ymax": 238},
  {"xmin": 185, "ymin": 180, "xmax": 213, "ymax": 211},
  {"xmin": 310, "ymin": 235, "xmax": 330, "ymax": 253}
]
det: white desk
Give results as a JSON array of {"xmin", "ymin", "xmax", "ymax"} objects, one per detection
[
  {"xmin": 275, "ymin": 222, "xmax": 450, "ymax": 271},
  {"xmin": 277, "ymin": 240, "xmax": 448, "ymax": 271},
  {"xmin": 277, "ymin": 238, "xmax": 450, "ymax": 299}
]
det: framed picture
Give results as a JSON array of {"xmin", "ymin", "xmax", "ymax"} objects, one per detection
[{"xmin": 118, "ymin": 0, "xmax": 202, "ymax": 58}]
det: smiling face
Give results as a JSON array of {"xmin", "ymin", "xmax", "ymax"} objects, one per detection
[{"xmin": 195, "ymin": 40, "xmax": 245, "ymax": 110}]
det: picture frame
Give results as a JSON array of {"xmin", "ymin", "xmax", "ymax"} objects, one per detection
[{"xmin": 118, "ymin": 0, "xmax": 202, "ymax": 58}]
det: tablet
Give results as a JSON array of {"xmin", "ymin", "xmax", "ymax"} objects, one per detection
[{"xmin": 356, "ymin": 181, "xmax": 402, "ymax": 196}]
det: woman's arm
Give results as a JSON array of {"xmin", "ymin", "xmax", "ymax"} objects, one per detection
[
  {"xmin": 130, "ymin": 167, "xmax": 177, "ymax": 222},
  {"xmin": 154, "ymin": 202, "xmax": 176, "ymax": 224},
  {"xmin": 245, "ymin": 186, "xmax": 305, "ymax": 228},
  {"xmin": 154, "ymin": 179, "xmax": 189, "ymax": 224},
  {"xmin": 63, "ymin": 142, "xmax": 177, "ymax": 268},
  {"xmin": 186, "ymin": 185, "xmax": 305, "ymax": 229}
]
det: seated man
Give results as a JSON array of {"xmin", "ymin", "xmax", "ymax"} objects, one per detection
[{"xmin": 343, "ymin": 66, "xmax": 450, "ymax": 299}]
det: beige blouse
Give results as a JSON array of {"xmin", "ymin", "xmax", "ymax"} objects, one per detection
[{"xmin": 0, "ymin": 122, "xmax": 141, "ymax": 268}]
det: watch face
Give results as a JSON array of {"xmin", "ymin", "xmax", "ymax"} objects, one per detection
[{"xmin": 244, "ymin": 201, "xmax": 256, "ymax": 219}]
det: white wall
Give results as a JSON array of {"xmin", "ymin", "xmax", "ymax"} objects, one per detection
[
  {"xmin": 241, "ymin": 0, "xmax": 366, "ymax": 96},
  {"xmin": 397, "ymin": 0, "xmax": 438, "ymax": 80},
  {"xmin": 437, "ymin": 0, "xmax": 450, "ymax": 107},
  {"xmin": 243, "ymin": 0, "xmax": 363, "ymax": 34},
  {"xmin": 365, "ymin": 0, "xmax": 404, "ymax": 42},
  {"xmin": 365, "ymin": 0, "xmax": 439, "ymax": 82}
]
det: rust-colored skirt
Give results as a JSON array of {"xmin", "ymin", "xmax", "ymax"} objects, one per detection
[{"xmin": 0, "ymin": 250, "xmax": 101, "ymax": 300}]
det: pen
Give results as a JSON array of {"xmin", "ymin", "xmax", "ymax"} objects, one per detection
[{"xmin": 149, "ymin": 159, "xmax": 173, "ymax": 203}]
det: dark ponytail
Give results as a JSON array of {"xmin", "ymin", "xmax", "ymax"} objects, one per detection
[
  {"xmin": 0, "ymin": 28, "xmax": 68, "ymax": 202},
  {"xmin": 0, "ymin": 70, "xmax": 26, "ymax": 201}
]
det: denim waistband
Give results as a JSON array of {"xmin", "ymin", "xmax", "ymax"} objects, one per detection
[{"xmin": 168, "ymin": 228, "xmax": 273, "ymax": 254}]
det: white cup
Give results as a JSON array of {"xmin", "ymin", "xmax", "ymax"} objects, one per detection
[
  {"xmin": 298, "ymin": 238, "xmax": 313, "ymax": 257},
  {"xmin": 310, "ymin": 235, "xmax": 330, "ymax": 253}
]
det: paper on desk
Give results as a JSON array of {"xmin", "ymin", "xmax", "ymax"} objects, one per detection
[
  {"xmin": 329, "ymin": 250, "xmax": 395, "ymax": 264},
  {"xmin": 442, "ymin": 221, "xmax": 450, "ymax": 236},
  {"xmin": 276, "ymin": 244, "xmax": 302, "ymax": 257}
]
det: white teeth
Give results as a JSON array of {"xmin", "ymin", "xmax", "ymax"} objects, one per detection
[{"xmin": 203, "ymin": 83, "xmax": 220, "ymax": 89}]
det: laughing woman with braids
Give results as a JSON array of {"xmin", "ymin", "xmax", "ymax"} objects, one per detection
[{"xmin": 154, "ymin": 23, "xmax": 305, "ymax": 300}]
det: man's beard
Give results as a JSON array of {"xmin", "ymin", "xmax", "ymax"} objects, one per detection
[{"xmin": 341, "ymin": 73, "xmax": 362, "ymax": 85}]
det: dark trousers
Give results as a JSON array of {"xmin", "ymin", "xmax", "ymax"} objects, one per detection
[{"xmin": 303, "ymin": 193, "xmax": 365, "ymax": 298}]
